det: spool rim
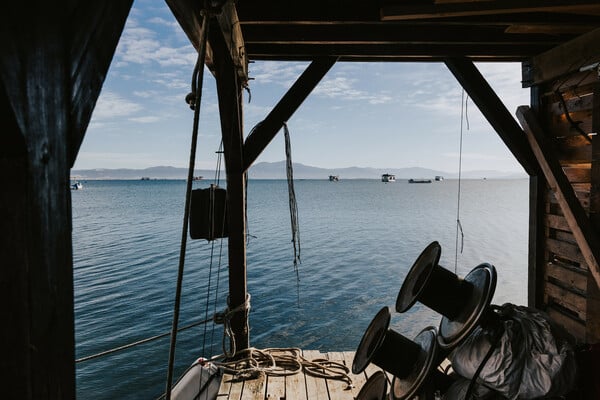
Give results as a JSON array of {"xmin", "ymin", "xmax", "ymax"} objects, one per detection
[
  {"xmin": 396, "ymin": 241, "xmax": 441, "ymax": 313},
  {"xmin": 438, "ymin": 263, "xmax": 497, "ymax": 349},
  {"xmin": 390, "ymin": 326, "xmax": 438, "ymax": 400},
  {"xmin": 352, "ymin": 307, "xmax": 391, "ymax": 374},
  {"xmin": 356, "ymin": 371, "xmax": 388, "ymax": 400}
]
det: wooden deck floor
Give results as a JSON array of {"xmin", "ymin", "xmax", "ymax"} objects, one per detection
[{"xmin": 216, "ymin": 350, "xmax": 386, "ymax": 400}]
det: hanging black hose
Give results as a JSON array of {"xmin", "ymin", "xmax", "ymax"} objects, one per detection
[
  {"xmin": 283, "ymin": 122, "xmax": 301, "ymax": 274},
  {"xmin": 165, "ymin": 7, "xmax": 210, "ymax": 400}
]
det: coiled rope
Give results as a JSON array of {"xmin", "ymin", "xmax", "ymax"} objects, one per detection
[{"xmin": 212, "ymin": 347, "xmax": 353, "ymax": 388}]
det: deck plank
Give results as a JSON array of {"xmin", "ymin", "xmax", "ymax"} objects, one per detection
[
  {"xmin": 342, "ymin": 351, "xmax": 367, "ymax": 398},
  {"xmin": 243, "ymin": 375, "xmax": 266, "ymax": 400},
  {"xmin": 325, "ymin": 351, "xmax": 353, "ymax": 399},
  {"xmin": 302, "ymin": 350, "xmax": 330, "ymax": 400},
  {"xmin": 216, "ymin": 350, "xmax": 366, "ymax": 399},
  {"xmin": 265, "ymin": 374, "xmax": 286, "ymax": 400},
  {"xmin": 217, "ymin": 371, "xmax": 233, "ymax": 399}
]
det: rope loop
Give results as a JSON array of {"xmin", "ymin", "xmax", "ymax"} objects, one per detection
[{"xmin": 213, "ymin": 294, "xmax": 251, "ymax": 358}]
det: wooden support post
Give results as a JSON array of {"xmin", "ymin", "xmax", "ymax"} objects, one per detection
[
  {"xmin": 0, "ymin": 3, "xmax": 131, "ymax": 397},
  {"xmin": 516, "ymin": 106, "xmax": 600, "ymax": 291},
  {"xmin": 1, "ymin": 10, "xmax": 74, "ymax": 397},
  {"xmin": 445, "ymin": 57, "xmax": 539, "ymax": 176},
  {"xmin": 211, "ymin": 23, "xmax": 250, "ymax": 352},
  {"xmin": 243, "ymin": 57, "xmax": 338, "ymax": 172}
]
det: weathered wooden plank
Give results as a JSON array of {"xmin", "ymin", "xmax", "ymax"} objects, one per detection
[
  {"xmin": 525, "ymin": 27, "xmax": 600, "ymax": 86},
  {"xmin": 549, "ymin": 92, "xmax": 594, "ymax": 116},
  {"xmin": 548, "ymin": 112, "xmax": 593, "ymax": 138},
  {"xmin": 228, "ymin": 376, "xmax": 245, "ymax": 400},
  {"xmin": 445, "ymin": 58, "xmax": 538, "ymax": 175},
  {"xmin": 303, "ymin": 350, "xmax": 329, "ymax": 400},
  {"xmin": 265, "ymin": 374, "xmax": 286, "ymax": 400},
  {"xmin": 556, "ymin": 137, "xmax": 592, "ymax": 164},
  {"xmin": 546, "ymin": 213, "xmax": 571, "ymax": 231},
  {"xmin": 546, "ymin": 306, "xmax": 586, "ymax": 340},
  {"xmin": 243, "ymin": 57, "xmax": 337, "ymax": 172},
  {"xmin": 544, "ymin": 281, "xmax": 587, "ymax": 320},
  {"xmin": 563, "ymin": 166, "xmax": 591, "ymax": 183},
  {"xmin": 554, "ymin": 230, "xmax": 577, "ymax": 245},
  {"xmin": 546, "ymin": 237, "xmax": 587, "ymax": 266},
  {"xmin": 546, "ymin": 261, "xmax": 588, "ymax": 293},
  {"xmin": 217, "ymin": 372, "xmax": 233, "ymax": 398},
  {"xmin": 587, "ymin": 82, "xmax": 600, "ymax": 343},
  {"xmin": 517, "ymin": 106, "xmax": 600, "ymax": 292},
  {"xmin": 381, "ymin": 1, "xmax": 600, "ymax": 21},
  {"xmin": 547, "ymin": 189, "xmax": 590, "ymax": 210},
  {"xmin": 343, "ymin": 351, "xmax": 367, "ymax": 398},
  {"xmin": 243, "ymin": 374, "xmax": 266, "ymax": 400},
  {"xmin": 325, "ymin": 352, "xmax": 352, "ymax": 398},
  {"xmin": 285, "ymin": 365, "xmax": 307, "ymax": 400}
]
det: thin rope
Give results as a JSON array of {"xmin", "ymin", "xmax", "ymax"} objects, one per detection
[
  {"xmin": 165, "ymin": 9, "xmax": 210, "ymax": 400},
  {"xmin": 75, "ymin": 317, "xmax": 213, "ymax": 363},
  {"xmin": 454, "ymin": 89, "xmax": 467, "ymax": 273},
  {"xmin": 283, "ymin": 122, "xmax": 301, "ymax": 274}
]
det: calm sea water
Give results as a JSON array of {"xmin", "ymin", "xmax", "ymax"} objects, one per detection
[{"xmin": 72, "ymin": 178, "xmax": 529, "ymax": 399}]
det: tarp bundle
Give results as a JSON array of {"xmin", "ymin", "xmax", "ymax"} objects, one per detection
[{"xmin": 448, "ymin": 303, "xmax": 577, "ymax": 399}]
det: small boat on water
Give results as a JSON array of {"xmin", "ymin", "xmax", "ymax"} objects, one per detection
[
  {"xmin": 141, "ymin": 177, "xmax": 150, "ymax": 181},
  {"xmin": 435, "ymin": 176, "xmax": 443, "ymax": 181},
  {"xmin": 381, "ymin": 174, "xmax": 395, "ymax": 182},
  {"xmin": 71, "ymin": 181, "xmax": 83, "ymax": 190},
  {"xmin": 329, "ymin": 175, "xmax": 339, "ymax": 181},
  {"xmin": 409, "ymin": 178, "xmax": 432, "ymax": 183}
]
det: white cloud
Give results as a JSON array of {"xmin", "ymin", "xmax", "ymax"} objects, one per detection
[
  {"xmin": 92, "ymin": 92, "xmax": 142, "ymax": 121},
  {"xmin": 129, "ymin": 116, "xmax": 161, "ymax": 123}
]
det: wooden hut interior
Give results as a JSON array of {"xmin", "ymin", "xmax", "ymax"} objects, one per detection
[{"xmin": 3, "ymin": 0, "xmax": 600, "ymax": 398}]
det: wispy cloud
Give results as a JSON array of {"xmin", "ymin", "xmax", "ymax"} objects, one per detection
[
  {"xmin": 313, "ymin": 76, "xmax": 393, "ymax": 104},
  {"xmin": 92, "ymin": 91, "xmax": 142, "ymax": 121},
  {"xmin": 114, "ymin": 19, "xmax": 196, "ymax": 68},
  {"xmin": 129, "ymin": 116, "xmax": 161, "ymax": 123}
]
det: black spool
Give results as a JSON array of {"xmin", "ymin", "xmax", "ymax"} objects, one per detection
[
  {"xmin": 353, "ymin": 308, "xmax": 438, "ymax": 398},
  {"xmin": 356, "ymin": 371, "xmax": 388, "ymax": 400},
  {"xmin": 396, "ymin": 241, "xmax": 497, "ymax": 349}
]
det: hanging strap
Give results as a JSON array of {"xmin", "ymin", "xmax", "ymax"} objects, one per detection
[{"xmin": 165, "ymin": 8, "xmax": 210, "ymax": 400}]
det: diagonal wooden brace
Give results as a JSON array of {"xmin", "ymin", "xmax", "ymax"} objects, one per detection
[{"xmin": 517, "ymin": 105, "xmax": 600, "ymax": 290}]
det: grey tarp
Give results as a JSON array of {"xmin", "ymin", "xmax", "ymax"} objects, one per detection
[{"xmin": 449, "ymin": 303, "xmax": 576, "ymax": 399}]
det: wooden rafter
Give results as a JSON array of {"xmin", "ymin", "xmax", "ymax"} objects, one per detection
[
  {"xmin": 381, "ymin": 1, "xmax": 600, "ymax": 21},
  {"xmin": 243, "ymin": 56, "xmax": 338, "ymax": 172},
  {"xmin": 444, "ymin": 57, "xmax": 538, "ymax": 175},
  {"xmin": 517, "ymin": 106, "xmax": 600, "ymax": 290},
  {"xmin": 523, "ymin": 27, "xmax": 600, "ymax": 87}
]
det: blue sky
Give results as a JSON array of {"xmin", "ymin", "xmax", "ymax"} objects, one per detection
[{"xmin": 74, "ymin": 0, "xmax": 530, "ymax": 174}]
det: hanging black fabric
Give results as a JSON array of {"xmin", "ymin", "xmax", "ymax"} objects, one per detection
[
  {"xmin": 283, "ymin": 122, "xmax": 301, "ymax": 270},
  {"xmin": 189, "ymin": 184, "xmax": 228, "ymax": 241}
]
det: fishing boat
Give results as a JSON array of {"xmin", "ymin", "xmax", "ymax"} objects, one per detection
[
  {"xmin": 381, "ymin": 174, "xmax": 396, "ymax": 182},
  {"xmin": 408, "ymin": 178, "xmax": 431, "ymax": 183},
  {"xmin": 5, "ymin": 1, "xmax": 600, "ymax": 399},
  {"xmin": 329, "ymin": 175, "xmax": 339, "ymax": 181},
  {"xmin": 71, "ymin": 181, "xmax": 83, "ymax": 190},
  {"xmin": 435, "ymin": 176, "xmax": 443, "ymax": 181}
]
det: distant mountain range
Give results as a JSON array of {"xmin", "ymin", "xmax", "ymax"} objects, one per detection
[{"xmin": 71, "ymin": 162, "xmax": 526, "ymax": 180}]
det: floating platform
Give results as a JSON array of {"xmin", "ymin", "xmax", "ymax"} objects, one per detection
[{"xmin": 217, "ymin": 350, "xmax": 385, "ymax": 400}]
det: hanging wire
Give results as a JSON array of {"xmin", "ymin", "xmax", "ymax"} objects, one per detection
[
  {"xmin": 454, "ymin": 89, "xmax": 467, "ymax": 274},
  {"xmin": 165, "ymin": 8, "xmax": 210, "ymax": 400}
]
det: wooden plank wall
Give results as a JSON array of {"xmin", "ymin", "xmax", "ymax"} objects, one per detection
[{"xmin": 536, "ymin": 71, "xmax": 600, "ymax": 342}]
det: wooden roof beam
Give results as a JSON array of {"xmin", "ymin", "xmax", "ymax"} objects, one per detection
[
  {"xmin": 243, "ymin": 57, "xmax": 338, "ymax": 172},
  {"xmin": 517, "ymin": 106, "xmax": 600, "ymax": 290},
  {"xmin": 444, "ymin": 57, "xmax": 538, "ymax": 175},
  {"xmin": 166, "ymin": 0, "xmax": 248, "ymax": 83},
  {"xmin": 381, "ymin": 1, "xmax": 600, "ymax": 21},
  {"xmin": 523, "ymin": 27, "xmax": 600, "ymax": 87}
]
